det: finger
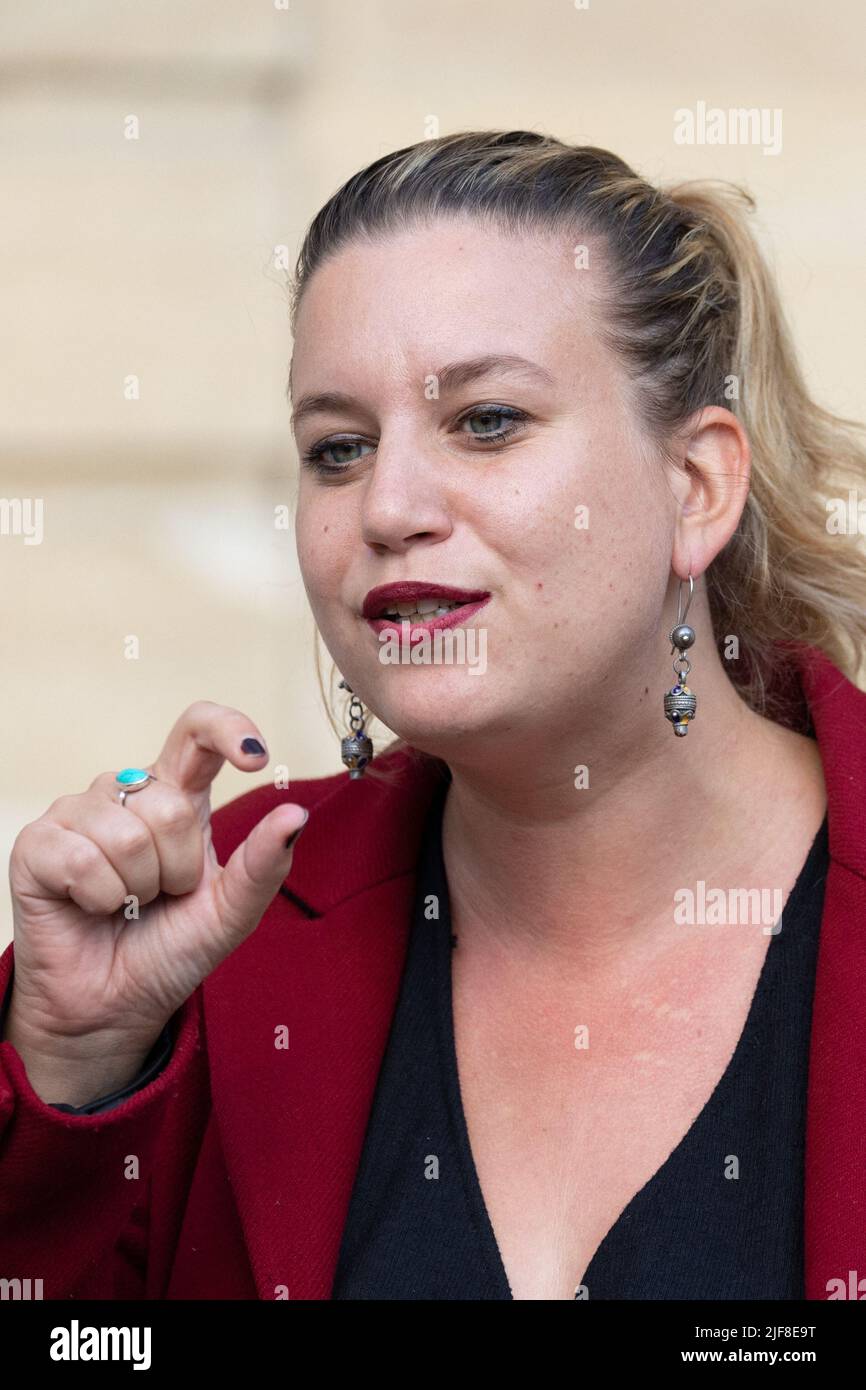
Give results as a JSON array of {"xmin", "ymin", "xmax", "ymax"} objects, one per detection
[
  {"xmin": 87, "ymin": 777, "xmax": 206, "ymax": 895},
  {"xmin": 211, "ymin": 805, "xmax": 309, "ymax": 947},
  {"xmin": 48, "ymin": 793, "xmax": 162, "ymax": 908},
  {"xmin": 149, "ymin": 701, "xmax": 270, "ymax": 795},
  {"xmin": 13, "ymin": 820, "xmax": 129, "ymax": 916},
  {"xmin": 104, "ymin": 781, "xmax": 204, "ymax": 896},
  {"xmin": 127, "ymin": 784, "xmax": 204, "ymax": 896}
]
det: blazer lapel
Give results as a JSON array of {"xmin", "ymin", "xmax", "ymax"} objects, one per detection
[{"xmin": 207, "ymin": 751, "xmax": 446, "ymax": 1299}]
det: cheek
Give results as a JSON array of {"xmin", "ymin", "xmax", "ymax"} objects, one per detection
[
  {"xmin": 294, "ymin": 496, "xmax": 346, "ymax": 598},
  {"xmin": 492, "ymin": 445, "xmax": 663, "ymax": 645}
]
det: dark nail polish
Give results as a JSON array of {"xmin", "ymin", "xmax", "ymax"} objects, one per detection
[
  {"xmin": 241, "ymin": 737, "xmax": 266, "ymax": 756},
  {"xmin": 285, "ymin": 810, "xmax": 309, "ymax": 850}
]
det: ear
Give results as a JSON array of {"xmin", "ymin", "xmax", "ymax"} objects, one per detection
[{"xmin": 665, "ymin": 405, "xmax": 751, "ymax": 579}]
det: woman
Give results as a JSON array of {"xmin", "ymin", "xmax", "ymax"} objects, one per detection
[{"xmin": 2, "ymin": 131, "xmax": 865, "ymax": 1302}]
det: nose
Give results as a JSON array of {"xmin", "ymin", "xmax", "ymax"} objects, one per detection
[{"xmin": 360, "ymin": 424, "xmax": 454, "ymax": 555}]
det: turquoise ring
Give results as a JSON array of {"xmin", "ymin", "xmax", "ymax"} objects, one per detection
[{"xmin": 115, "ymin": 767, "xmax": 157, "ymax": 806}]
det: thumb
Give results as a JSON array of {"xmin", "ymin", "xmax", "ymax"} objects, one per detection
[{"xmin": 212, "ymin": 804, "xmax": 309, "ymax": 944}]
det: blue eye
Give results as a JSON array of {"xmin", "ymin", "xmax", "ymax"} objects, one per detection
[
  {"xmin": 458, "ymin": 405, "xmax": 529, "ymax": 444},
  {"xmin": 300, "ymin": 403, "xmax": 530, "ymax": 478},
  {"xmin": 301, "ymin": 438, "xmax": 375, "ymax": 475}
]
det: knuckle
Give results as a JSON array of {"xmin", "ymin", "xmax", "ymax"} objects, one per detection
[
  {"xmin": 88, "ymin": 770, "xmax": 116, "ymax": 794},
  {"xmin": 115, "ymin": 820, "xmax": 153, "ymax": 858},
  {"xmin": 192, "ymin": 698, "xmax": 249, "ymax": 727},
  {"xmin": 10, "ymin": 820, "xmax": 39, "ymax": 868},
  {"xmin": 149, "ymin": 794, "xmax": 197, "ymax": 836},
  {"xmin": 65, "ymin": 840, "xmax": 103, "ymax": 880},
  {"xmin": 183, "ymin": 699, "xmax": 222, "ymax": 723},
  {"xmin": 46, "ymin": 792, "xmax": 79, "ymax": 821}
]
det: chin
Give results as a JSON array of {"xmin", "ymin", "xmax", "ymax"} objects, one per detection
[
  {"xmin": 369, "ymin": 676, "xmax": 507, "ymax": 751},
  {"xmin": 378, "ymin": 703, "xmax": 480, "ymax": 748}
]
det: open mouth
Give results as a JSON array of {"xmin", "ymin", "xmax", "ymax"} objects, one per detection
[
  {"xmin": 366, "ymin": 595, "xmax": 490, "ymax": 638},
  {"xmin": 379, "ymin": 597, "xmax": 470, "ymax": 622}
]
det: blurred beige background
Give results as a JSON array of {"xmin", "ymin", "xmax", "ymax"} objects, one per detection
[{"xmin": 2, "ymin": 0, "xmax": 863, "ymax": 943}]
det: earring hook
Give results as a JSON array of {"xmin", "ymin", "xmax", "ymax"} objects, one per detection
[
  {"xmin": 670, "ymin": 573, "xmax": 694, "ymax": 654},
  {"xmin": 677, "ymin": 573, "xmax": 694, "ymax": 625}
]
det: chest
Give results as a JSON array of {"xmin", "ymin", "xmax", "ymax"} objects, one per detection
[{"xmin": 450, "ymin": 932, "xmax": 772, "ymax": 1300}]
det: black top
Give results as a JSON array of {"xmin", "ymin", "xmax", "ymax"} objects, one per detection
[{"xmin": 332, "ymin": 776, "xmax": 830, "ymax": 1300}]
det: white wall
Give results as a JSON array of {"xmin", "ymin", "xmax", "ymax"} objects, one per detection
[{"xmin": 2, "ymin": 0, "xmax": 864, "ymax": 942}]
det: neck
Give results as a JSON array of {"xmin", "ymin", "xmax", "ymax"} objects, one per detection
[{"xmin": 437, "ymin": 640, "xmax": 826, "ymax": 973}]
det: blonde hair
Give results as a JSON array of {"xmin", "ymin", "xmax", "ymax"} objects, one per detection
[{"xmin": 291, "ymin": 130, "xmax": 866, "ymax": 778}]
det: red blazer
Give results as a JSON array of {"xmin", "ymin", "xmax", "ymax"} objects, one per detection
[{"xmin": 2, "ymin": 641, "xmax": 865, "ymax": 1300}]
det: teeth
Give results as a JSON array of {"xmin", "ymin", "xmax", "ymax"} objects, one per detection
[{"xmin": 381, "ymin": 598, "xmax": 466, "ymax": 621}]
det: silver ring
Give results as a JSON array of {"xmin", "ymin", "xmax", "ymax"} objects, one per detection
[{"xmin": 116, "ymin": 768, "xmax": 157, "ymax": 807}]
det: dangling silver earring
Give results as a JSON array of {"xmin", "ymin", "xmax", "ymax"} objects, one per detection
[
  {"xmin": 338, "ymin": 678, "xmax": 374, "ymax": 778},
  {"xmin": 663, "ymin": 574, "xmax": 697, "ymax": 737}
]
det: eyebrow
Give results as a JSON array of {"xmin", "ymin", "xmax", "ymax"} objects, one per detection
[{"xmin": 289, "ymin": 353, "xmax": 555, "ymax": 432}]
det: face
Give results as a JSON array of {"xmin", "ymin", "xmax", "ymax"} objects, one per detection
[{"xmin": 291, "ymin": 216, "xmax": 676, "ymax": 761}]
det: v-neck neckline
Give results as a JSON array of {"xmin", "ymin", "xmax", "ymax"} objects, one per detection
[{"xmin": 429, "ymin": 779, "xmax": 827, "ymax": 1300}]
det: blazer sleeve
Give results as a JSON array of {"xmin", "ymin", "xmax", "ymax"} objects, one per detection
[{"xmin": 0, "ymin": 940, "xmax": 211, "ymax": 1299}]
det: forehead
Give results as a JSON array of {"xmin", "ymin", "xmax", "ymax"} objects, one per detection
[{"xmin": 290, "ymin": 216, "xmax": 610, "ymax": 399}]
